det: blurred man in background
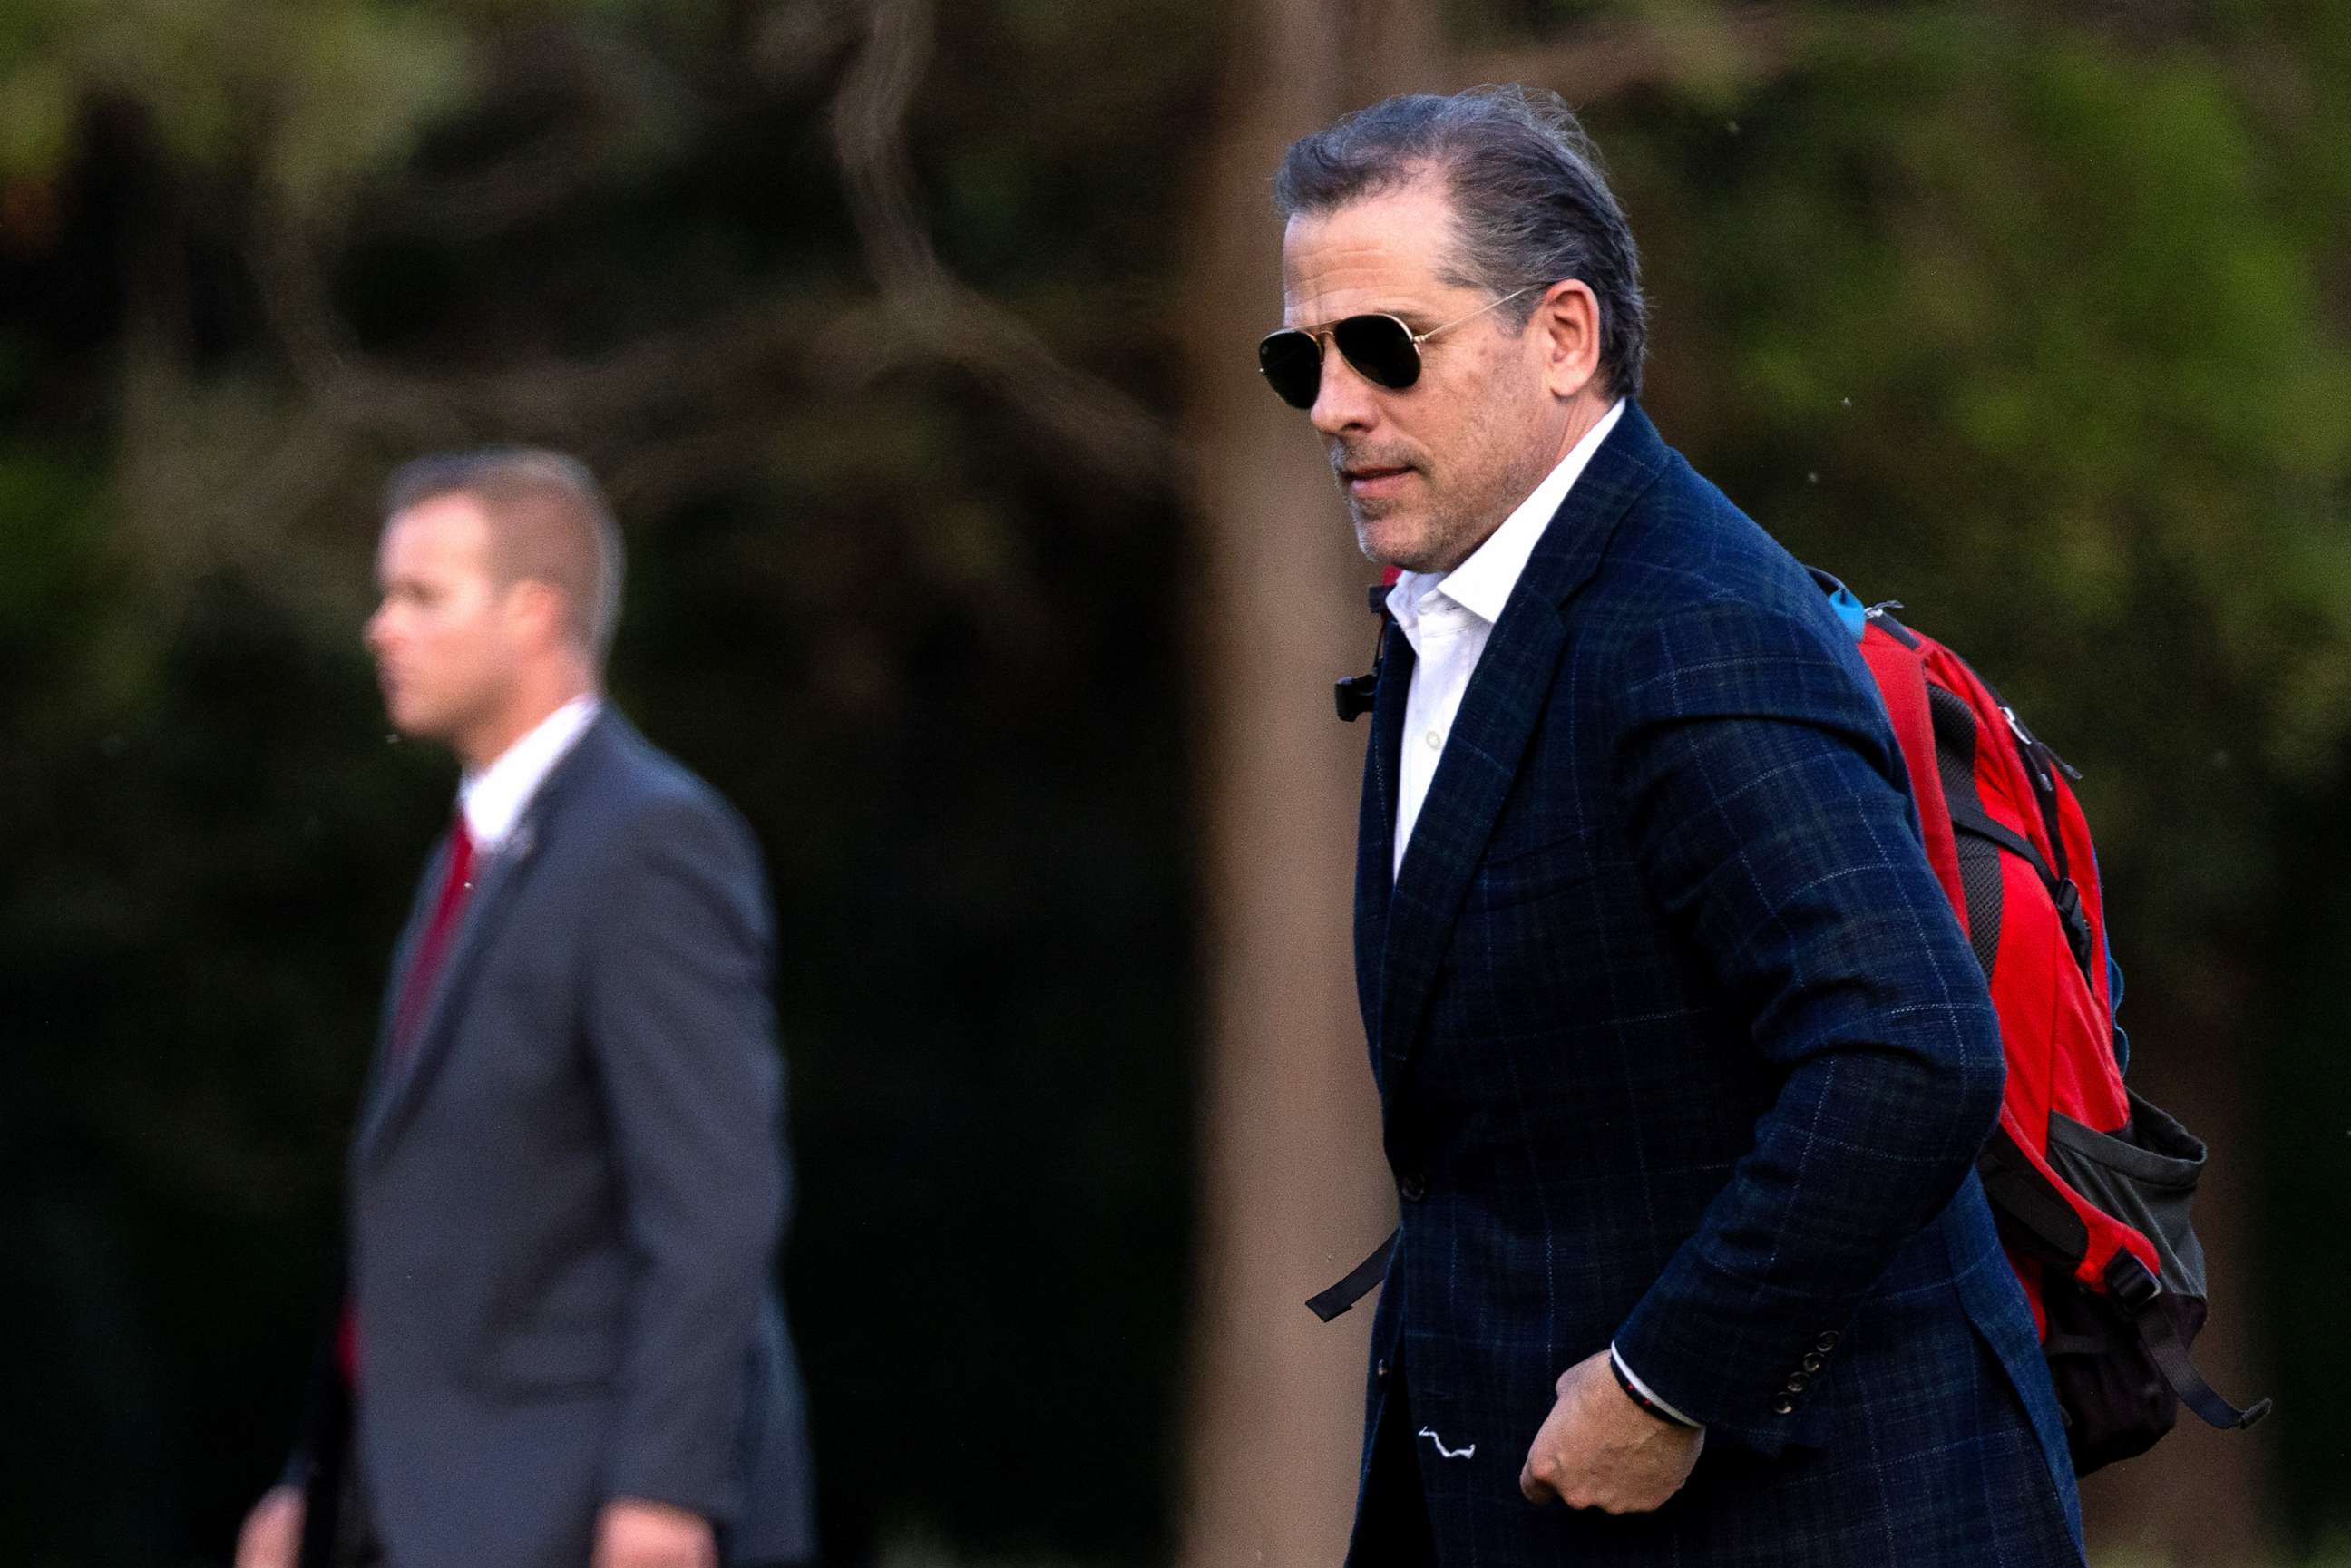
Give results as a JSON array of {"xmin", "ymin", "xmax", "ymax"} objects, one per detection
[
  {"xmin": 235, "ymin": 451, "xmax": 814, "ymax": 1568},
  {"xmin": 1264, "ymin": 89, "xmax": 2082, "ymax": 1565}
]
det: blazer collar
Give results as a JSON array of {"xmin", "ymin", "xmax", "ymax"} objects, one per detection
[{"xmin": 1371, "ymin": 403, "xmax": 1668, "ymax": 1089}]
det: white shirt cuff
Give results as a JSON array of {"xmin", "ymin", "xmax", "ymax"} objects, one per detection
[{"xmin": 1610, "ymin": 1342, "xmax": 1703, "ymax": 1429}]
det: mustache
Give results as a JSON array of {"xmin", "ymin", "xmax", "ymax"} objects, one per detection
[{"xmin": 1329, "ymin": 443, "xmax": 1421, "ymax": 479}]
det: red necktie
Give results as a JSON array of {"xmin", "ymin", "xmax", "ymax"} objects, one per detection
[
  {"xmin": 340, "ymin": 813, "xmax": 480, "ymax": 1386},
  {"xmin": 391, "ymin": 813, "xmax": 477, "ymax": 1056}
]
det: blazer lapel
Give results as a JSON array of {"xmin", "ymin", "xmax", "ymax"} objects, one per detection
[
  {"xmin": 1353, "ymin": 612, "xmax": 1413, "ymax": 1074},
  {"xmin": 1374, "ymin": 404, "xmax": 1670, "ymax": 1086},
  {"xmin": 355, "ymin": 711, "xmax": 617, "ymax": 1165},
  {"xmin": 354, "ymin": 833, "xmax": 534, "ymax": 1164},
  {"xmin": 351, "ymin": 842, "xmax": 451, "ymax": 1144}
]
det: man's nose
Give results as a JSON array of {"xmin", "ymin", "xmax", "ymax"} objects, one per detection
[
  {"xmin": 1307, "ymin": 343, "xmax": 1380, "ymax": 437},
  {"xmin": 363, "ymin": 603, "xmax": 394, "ymax": 655}
]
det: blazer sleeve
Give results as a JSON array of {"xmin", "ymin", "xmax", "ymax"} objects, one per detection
[
  {"xmin": 585, "ymin": 790, "xmax": 786, "ymax": 1519},
  {"xmin": 1602, "ymin": 595, "xmax": 2005, "ymax": 1450}
]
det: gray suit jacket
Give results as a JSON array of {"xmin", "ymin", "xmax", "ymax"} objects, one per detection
[{"xmin": 311, "ymin": 709, "xmax": 814, "ymax": 1568}]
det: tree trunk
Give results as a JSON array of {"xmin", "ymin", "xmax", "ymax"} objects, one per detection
[{"xmin": 1176, "ymin": 3, "xmax": 1442, "ymax": 1563}]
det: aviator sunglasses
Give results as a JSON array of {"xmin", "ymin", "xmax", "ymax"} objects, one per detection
[{"xmin": 1256, "ymin": 285, "xmax": 1538, "ymax": 410}]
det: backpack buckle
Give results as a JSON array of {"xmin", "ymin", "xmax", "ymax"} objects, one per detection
[
  {"xmin": 2104, "ymin": 1251, "xmax": 2162, "ymax": 1313},
  {"xmin": 2053, "ymin": 879, "xmax": 2095, "ymax": 970}
]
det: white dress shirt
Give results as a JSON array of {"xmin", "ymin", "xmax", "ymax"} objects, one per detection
[
  {"xmin": 459, "ymin": 694, "xmax": 602, "ymax": 852},
  {"xmin": 1389, "ymin": 398, "xmax": 1625, "ymax": 877}
]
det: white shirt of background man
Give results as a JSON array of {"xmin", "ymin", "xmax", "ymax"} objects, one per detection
[
  {"xmin": 1387, "ymin": 397, "xmax": 1626, "ymax": 878},
  {"xmin": 460, "ymin": 694, "xmax": 602, "ymax": 853}
]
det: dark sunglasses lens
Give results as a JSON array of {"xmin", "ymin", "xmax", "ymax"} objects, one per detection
[
  {"xmin": 1332, "ymin": 315, "xmax": 1421, "ymax": 390},
  {"xmin": 1258, "ymin": 331, "xmax": 1322, "ymax": 409}
]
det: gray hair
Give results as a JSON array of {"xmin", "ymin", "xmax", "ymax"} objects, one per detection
[
  {"xmin": 384, "ymin": 447, "xmax": 627, "ymax": 664},
  {"xmin": 1273, "ymin": 85, "xmax": 1647, "ymax": 403}
]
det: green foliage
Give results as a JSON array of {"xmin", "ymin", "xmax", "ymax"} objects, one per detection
[
  {"xmin": 1590, "ymin": 5, "xmax": 2351, "ymax": 943},
  {"xmin": 0, "ymin": 1, "xmax": 472, "ymax": 200}
]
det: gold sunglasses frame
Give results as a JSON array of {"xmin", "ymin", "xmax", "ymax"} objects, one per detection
[{"xmin": 1257, "ymin": 284, "xmax": 1541, "ymax": 406}]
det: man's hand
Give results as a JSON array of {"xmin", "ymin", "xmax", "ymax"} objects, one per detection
[
  {"xmin": 234, "ymin": 1485, "xmax": 305, "ymax": 1568},
  {"xmin": 592, "ymin": 1498, "xmax": 717, "ymax": 1568},
  {"xmin": 1519, "ymin": 1349, "xmax": 1704, "ymax": 1513}
]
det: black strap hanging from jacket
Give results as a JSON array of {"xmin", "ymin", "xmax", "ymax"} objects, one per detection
[{"xmin": 1308, "ymin": 1230, "xmax": 1397, "ymax": 1321}]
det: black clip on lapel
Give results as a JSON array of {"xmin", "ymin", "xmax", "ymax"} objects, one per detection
[{"xmin": 1335, "ymin": 580, "xmax": 1391, "ymax": 723}]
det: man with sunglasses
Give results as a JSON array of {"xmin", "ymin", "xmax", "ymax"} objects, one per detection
[{"xmin": 1271, "ymin": 88, "xmax": 2082, "ymax": 1566}]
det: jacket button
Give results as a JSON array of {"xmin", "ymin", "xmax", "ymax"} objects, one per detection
[
  {"xmin": 1800, "ymin": 1354, "xmax": 1824, "ymax": 1374},
  {"xmin": 1376, "ymin": 1358, "xmax": 1390, "ymax": 1382},
  {"xmin": 1771, "ymin": 1396, "xmax": 1797, "ymax": 1416},
  {"xmin": 1399, "ymin": 1173, "xmax": 1429, "ymax": 1203},
  {"xmin": 1815, "ymin": 1331, "xmax": 1840, "ymax": 1352},
  {"xmin": 1784, "ymin": 1375, "xmax": 1809, "ymax": 1393}
]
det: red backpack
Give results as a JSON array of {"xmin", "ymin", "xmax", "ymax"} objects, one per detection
[
  {"xmin": 1323, "ymin": 569, "xmax": 2270, "ymax": 1471},
  {"xmin": 1826, "ymin": 574, "xmax": 2271, "ymax": 1472}
]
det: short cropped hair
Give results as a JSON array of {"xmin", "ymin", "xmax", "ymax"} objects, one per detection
[
  {"xmin": 1273, "ymin": 85, "xmax": 1647, "ymax": 402},
  {"xmin": 384, "ymin": 447, "xmax": 626, "ymax": 662}
]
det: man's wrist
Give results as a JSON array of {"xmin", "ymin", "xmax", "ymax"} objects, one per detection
[
  {"xmin": 600, "ymin": 1496, "xmax": 713, "ymax": 1527},
  {"xmin": 1608, "ymin": 1343, "xmax": 1703, "ymax": 1430}
]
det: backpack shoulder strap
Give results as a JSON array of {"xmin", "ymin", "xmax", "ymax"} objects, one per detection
[{"xmin": 1855, "ymin": 613, "xmax": 1969, "ymax": 920}]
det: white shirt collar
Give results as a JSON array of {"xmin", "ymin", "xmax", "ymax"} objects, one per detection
[
  {"xmin": 459, "ymin": 695, "xmax": 601, "ymax": 852},
  {"xmin": 1387, "ymin": 397, "xmax": 1626, "ymax": 629}
]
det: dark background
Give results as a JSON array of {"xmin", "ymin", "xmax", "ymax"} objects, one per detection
[{"xmin": 2, "ymin": 2, "xmax": 2346, "ymax": 1563}]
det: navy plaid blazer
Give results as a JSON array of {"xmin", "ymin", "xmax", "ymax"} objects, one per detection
[{"xmin": 1345, "ymin": 404, "xmax": 2083, "ymax": 1565}]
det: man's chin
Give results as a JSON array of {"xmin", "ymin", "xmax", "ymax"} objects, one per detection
[
  {"xmin": 1353, "ymin": 514, "xmax": 1446, "ymax": 575},
  {"xmin": 381, "ymin": 699, "xmax": 444, "ymax": 746}
]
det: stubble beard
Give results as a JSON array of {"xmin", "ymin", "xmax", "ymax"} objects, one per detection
[
  {"xmin": 1340, "ymin": 425, "xmax": 1541, "ymax": 577},
  {"xmin": 1348, "ymin": 474, "xmax": 1493, "ymax": 577},
  {"xmin": 1354, "ymin": 500, "xmax": 1453, "ymax": 574},
  {"xmin": 1336, "ymin": 377, "xmax": 1556, "ymax": 573},
  {"xmin": 1338, "ymin": 450, "xmax": 1469, "ymax": 574},
  {"xmin": 1369, "ymin": 424, "xmax": 1562, "ymax": 577}
]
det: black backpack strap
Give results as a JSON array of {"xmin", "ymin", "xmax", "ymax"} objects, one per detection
[
  {"xmin": 1976, "ymin": 1125, "xmax": 2091, "ymax": 1269},
  {"xmin": 1944, "ymin": 792, "xmax": 2095, "ymax": 979},
  {"xmin": 1936, "ymin": 654, "xmax": 2084, "ymax": 879},
  {"xmin": 1866, "ymin": 603, "xmax": 1920, "ymax": 648},
  {"xmin": 2105, "ymin": 1253, "xmax": 2273, "ymax": 1431},
  {"xmin": 1947, "ymin": 797, "xmax": 2051, "ymax": 877},
  {"xmin": 1307, "ymin": 1230, "xmax": 1397, "ymax": 1322},
  {"xmin": 2002, "ymin": 705, "xmax": 2077, "ymax": 886}
]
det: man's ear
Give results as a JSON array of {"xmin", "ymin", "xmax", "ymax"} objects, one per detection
[
  {"xmin": 1534, "ymin": 279, "xmax": 1602, "ymax": 402},
  {"xmin": 506, "ymin": 578, "xmax": 570, "ymax": 652}
]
